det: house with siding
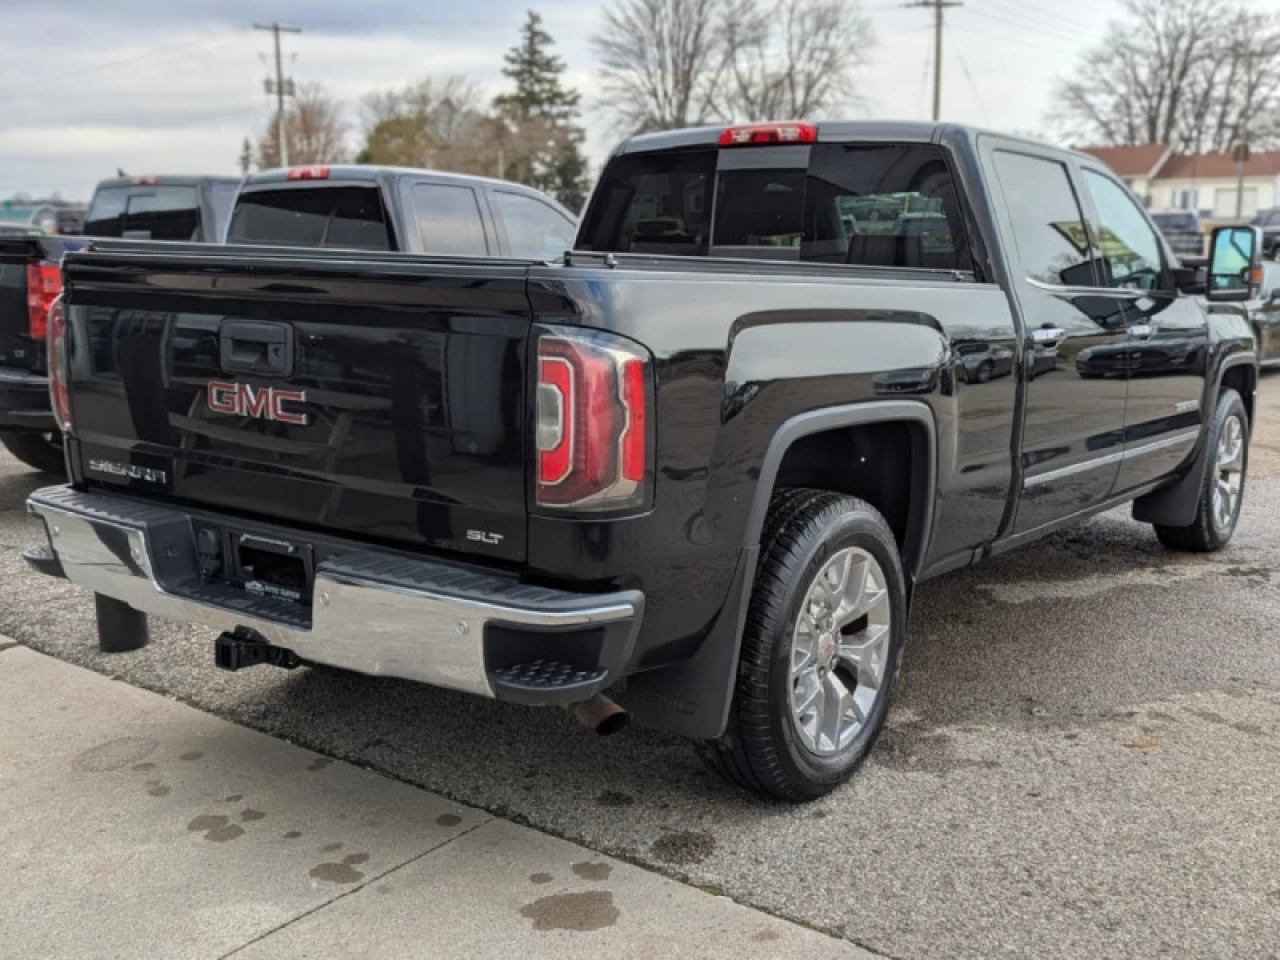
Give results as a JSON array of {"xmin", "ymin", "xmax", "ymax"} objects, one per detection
[{"xmin": 1079, "ymin": 143, "xmax": 1280, "ymax": 223}]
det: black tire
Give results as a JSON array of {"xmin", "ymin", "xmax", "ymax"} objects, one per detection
[
  {"xmin": 0, "ymin": 431, "xmax": 65, "ymax": 474},
  {"xmin": 699, "ymin": 489, "xmax": 907, "ymax": 802},
  {"xmin": 1154, "ymin": 388, "xmax": 1249, "ymax": 553},
  {"xmin": 975, "ymin": 360, "xmax": 993, "ymax": 383}
]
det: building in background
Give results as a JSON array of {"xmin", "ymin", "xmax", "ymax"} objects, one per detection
[{"xmin": 1079, "ymin": 143, "xmax": 1280, "ymax": 225}]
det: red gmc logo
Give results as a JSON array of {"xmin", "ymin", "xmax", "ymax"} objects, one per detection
[{"xmin": 207, "ymin": 381, "xmax": 309, "ymax": 426}]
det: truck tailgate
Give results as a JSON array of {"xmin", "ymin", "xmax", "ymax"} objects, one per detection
[{"xmin": 63, "ymin": 244, "xmax": 532, "ymax": 562}]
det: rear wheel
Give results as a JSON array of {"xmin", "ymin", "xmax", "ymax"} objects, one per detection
[
  {"xmin": 0, "ymin": 431, "xmax": 65, "ymax": 475},
  {"xmin": 1154, "ymin": 389, "xmax": 1248, "ymax": 552},
  {"xmin": 699, "ymin": 489, "xmax": 906, "ymax": 802}
]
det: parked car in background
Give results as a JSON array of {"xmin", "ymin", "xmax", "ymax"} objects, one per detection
[
  {"xmin": 0, "ymin": 203, "xmax": 58, "ymax": 235},
  {"xmin": 957, "ymin": 342, "xmax": 1014, "ymax": 383},
  {"xmin": 225, "ymin": 165, "xmax": 578, "ymax": 257},
  {"xmin": 1250, "ymin": 207, "xmax": 1280, "ymax": 261},
  {"xmin": 1233, "ymin": 261, "xmax": 1280, "ymax": 367},
  {"xmin": 0, "ymin": 233, "xmax": 88, "ymax": 471},
  {"xmin": 55, "ymin": 206, "xmax": 86, "ymax": 236},
  {"xmin": 24, "ymin": 122, "xmax": 1258, "ymax": 803},
  {"xmin": 84, "ymin": 176, "xmax": 241, "ymax": 242},
  {"xmin": 1150, "ymin": 210, "xmax": 1205, "ymax": 262}
]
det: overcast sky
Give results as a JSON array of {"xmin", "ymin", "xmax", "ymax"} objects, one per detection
[{"xmin": 0, "ymin": 0, "xmax": 1126, "ymax": 201}]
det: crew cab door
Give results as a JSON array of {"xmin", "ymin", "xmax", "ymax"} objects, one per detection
[
  {"xmin": 1077, "ymin": 167, "xmax": 1208, "ymax": 492},
  {"xmin": 400, "ymin": 178, "xmax": 494, "ymax": 256},
  {"xmin": 985, "ymin": 144, "xmax": 1133, "ymax": 533}
]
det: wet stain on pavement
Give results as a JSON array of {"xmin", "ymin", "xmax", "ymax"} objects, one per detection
[
  {"xmin": 873, "ymin": 728, "xmax": 1001, "ymax": 774},
  {"xmin": 178, "ymin": 751, "xmax": 203, "ymax": 762},
  {"xmin": 650, "ymin": 830, "xmax": 715, "ymax": 866},
  {"xmin": 187, "ymin": 814, "xmax": 245, "ymax": 843},
  {"xmin": 571, "ymin": 861, "xmax": 613, "ymax": 882},
  {"xmin": 519, "ymin": 891, "xmax": 619, "ymax": 931},
  {"xmin": 595, "ymin": 790, "xmax": 635, "ymax": 808},
  {"xmin": 225, "ymin": 794, "xmax": 243, "ymax": 803},
  {"xmin": 240, "ymin": 808, "xmax": 265, "ymax": 822},
  {"xmin": 131, "ymin": 762, "xmax": 156, "ymax": 773},
  {"xmin": 530, "ymin": 872, "xmax": 553, "ymax": 885},
  {"xmin": 74, "ymin": 736, "xmax": 158, "ymax": 773},
  {"xmin": 321, "ymin": 841, "xmax": 343, "ymax": 853},
  {"xmin": 283, "ymin": 831, "xmax": 303, "ymax": 840},
  {"xmin": 310, "ymin": 853, "xmax": 369, "ymax": 885},
  {"xmin": 146, "ymin": 781, "xmax": 171, "ymax": 797},
  {"xmin": 752, "ymin": 929, "xmax": 782, "ymax": 942},
  {"xmin": 435, "ymin": 813, "xmax": 462, "ymax": 827},
  {"xmin": 306, "ymin": 757, "xmax": 333, "ymax": 772}
]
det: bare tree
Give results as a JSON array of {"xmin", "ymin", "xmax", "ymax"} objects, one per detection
[
  {"xmin": 359, "ymin": 76, "xmax": 502, "ymax": 173},
  {"xmin": 1179, "ymin": 7, "xmax": 1280, "ymax": 153},
  {"xmin": 591, "ymin": 0, "xmax": 729, "ymax": 133},
  {"xmin": 716, "ymin": 0, "xmax": 874, "ymax": 121},
  {"xmin": 255, "ymin": 84, "xmax": 349, "ymax": 169},
  {"xmin": 1053, "ymin": 0, "xmax": 1280, "ymax": 152}
]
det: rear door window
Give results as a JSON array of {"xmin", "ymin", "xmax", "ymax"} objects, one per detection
[
  {"xmin": 577, "ymin": 142, "xmax": 969, "ymax": 270},
  {"xmin": 991, "ymin": 151, "xmax": 1096, "ymax": 287},
  {"xmin": 226, "ymin": 186, "xmax": 393, "ymax": 250},
  {"xmin": 411, "ymin": 183, "xmax": 489, "ymax": 256},
  {"xmin": 492, "ymin": 191, "xmax": 576, "ymax": 259}
]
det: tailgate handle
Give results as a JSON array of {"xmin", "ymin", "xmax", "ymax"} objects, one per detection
[{"xmin": 220, "ymin": 320, "xmax": 294, "ymax": 377}]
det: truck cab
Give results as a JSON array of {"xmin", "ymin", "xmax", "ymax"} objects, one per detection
[
  {"xmin": 84, "ymin": 176, "xmax": 242, "ymax": 243},
  {"xmin": 225, "ymin": 165, "xmax": 578, "ymax": 259}
]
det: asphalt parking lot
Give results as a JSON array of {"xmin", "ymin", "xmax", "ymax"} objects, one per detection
[{"xmin": 4, "ymin": 374, "xmax": 1280, "ymax": 960}]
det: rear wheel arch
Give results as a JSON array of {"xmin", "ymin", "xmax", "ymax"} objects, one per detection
[{"xmin": 743, "ymin": 401, "xmax": 937, "ymax": 581}]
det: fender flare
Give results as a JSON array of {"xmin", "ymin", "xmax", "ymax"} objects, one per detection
[
  {"xmin": 625, "ymin": 400, "xmax": 938, "ymax": 739},
  {"xmin": 1133, "ymin": 352, "xmax": 1256, "ymax": 528}
]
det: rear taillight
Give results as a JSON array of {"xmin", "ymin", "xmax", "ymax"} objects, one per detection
[
  {"xmin": 26, "ymin": 262, "xmax": 61, "ymax": 340},
  {"xmin": 286, "ymin": 166, "xmax": 330, "ymax": 180},
  {"xmin": 47, "ymin": 296, "xmax": 72, "ymax": 433},
  {"xmin": 719, "ymin": 122, "xmax": 816, "ymax": 146},
  {"xmin": 535, "ymin": 328, "xmax": 651, "ymax": 512}
]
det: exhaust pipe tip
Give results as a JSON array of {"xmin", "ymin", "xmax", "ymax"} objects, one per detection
[{"xmin": 572, "ymin": 694, "xmax": 630, "ymax": 737}]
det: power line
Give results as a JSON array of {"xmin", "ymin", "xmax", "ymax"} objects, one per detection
[
  {"xmin": 955, "ymin": 51, "xmax": 991, "ymax": 125},
  {"xmin": 962, "ymin": 4, "xmax": 1099, "ymax": 46},
  {"xmin": 904, "ymin": 0, "xmax": 963, "ymax": 122},
  {"xmin": 253, "ymin": 22, "xmax": 302, "ymax": 168},
  {"xmin": 983, "ymin": 0, "xmax": 1102, "ymax": 37}
]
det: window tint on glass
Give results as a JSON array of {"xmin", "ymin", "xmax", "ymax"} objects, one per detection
[
  {"xmin": 493, "ymin": 191, "xmax": 575, "ymax": 259},
  {"xmin": 992, "ymin": 151, "xmax": 1095, "ymax": 287},
  {"xmin": 412, "ymin": 183, "xmax": 488, "ymax": 256},
  {"xmin": 1082, "ymin": 170, "xmax": 1164, "ymax": 291},
  {"xmin": 226, "ymin": 186, "xmax": 392, "ymax": 250},
  {"xmin": 84, "ymin": 186, "xmax": 130, "ymax": 237},
  {"xmin": 209, "ymin": 182, "xmax": 241, "ymax": 240},
  {"xmin": 801, "ymin": 144, "xmax": 967, "ymax": 270},
  {"xmin": 578, "ymin": 149, "xmax": 715, "ymax": 255},
  {"xmin": 121, "ymin": 187, "xmax": 201, "ymax": 241}
]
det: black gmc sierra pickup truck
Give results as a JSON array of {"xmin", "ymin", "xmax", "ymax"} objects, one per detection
[
  {"xmin": 25, "ymin": 122, "xmax": 1259, "ymax": 801},
  {"xmin": 0, "ymin": 234, "xmax": 87, "ymax": 472}
]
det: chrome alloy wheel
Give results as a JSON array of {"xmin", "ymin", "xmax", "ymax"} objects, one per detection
[
  {"xmin": 1213, "ymin": 414, "xmax": 1246, "ymax": 532},
  {"xmin": 788, "ymin": 547, "xmax": 892, "ymax": 756}
]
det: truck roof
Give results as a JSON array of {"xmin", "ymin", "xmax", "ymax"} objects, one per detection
[
  {"xmin": 613, "ymin": 121, "xmax": 1097, "ymax": 167},
  {"xmin": 92, "ymin": 175, "xmax": 242, "ymax": 190},
  {"xmin": 243, "ymin": 165, "xmax": 529, "ymax": 192}
]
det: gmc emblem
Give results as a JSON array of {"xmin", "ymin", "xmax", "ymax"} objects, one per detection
[{"xmin": 207, "ymin": 381, "xmax": 309, "ymax": 426}]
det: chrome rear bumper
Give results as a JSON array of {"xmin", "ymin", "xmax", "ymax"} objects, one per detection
[{"xmin": 27, "ymin": 485, "xmax": 642, "ymax": 701}]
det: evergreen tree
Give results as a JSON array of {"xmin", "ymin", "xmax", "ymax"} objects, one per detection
[{"xmin": 493, "ymin": 11, "xmax": 591, "ymax": 211}]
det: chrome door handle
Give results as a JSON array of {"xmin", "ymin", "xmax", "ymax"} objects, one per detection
[
  {"xmin": 1128, "ymin": 323, "xmax": 1154, "ymax": 339},
  {"xmin": 1032, "ymin": 327, "xmax": 1066, "ymax": 343}
]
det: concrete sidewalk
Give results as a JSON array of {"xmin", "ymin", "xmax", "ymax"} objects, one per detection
[{"xmin": 0, "ymin": 644, "xmax": 872, "ymax": 960}]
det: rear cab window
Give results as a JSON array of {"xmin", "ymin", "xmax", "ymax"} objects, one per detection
[
  {"xmin": 227, "ymin": 185, "xmax": 394, "ymax": 251},
  {"xmin": 578, "ymin": 140, "xmax": 971, "ymax": 271},
  {"xmin": 85, "ymin": 184, "xmax": 201, "ymax": 240}
]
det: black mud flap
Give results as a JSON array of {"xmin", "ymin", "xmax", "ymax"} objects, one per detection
[{"xmin": 623, "ymin": 546, "xmax": 758, "ymax": 739}]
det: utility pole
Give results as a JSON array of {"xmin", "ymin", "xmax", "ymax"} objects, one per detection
[
  {"xmin": 906, "ymin": 0, "xmax": 962, "ymax": 122},
  {"xmin": 1234, "ymin": 139, "xmax": 1250, "ymax": 222},
  {"xmin": 254, "ymin": 22, "xmax": 302, "ymax": 168}
]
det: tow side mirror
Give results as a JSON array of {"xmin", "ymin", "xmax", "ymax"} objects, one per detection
[{"xmin": 1206, "ymin": 225, "xmax": 1262, "ymax": 302}]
